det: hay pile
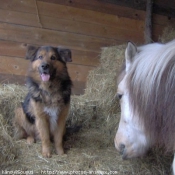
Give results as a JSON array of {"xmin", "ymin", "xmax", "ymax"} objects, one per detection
[
  {"xmin": 68, "ymin": 45, "xmax": 125, "ymax": 143},
  {"xmin": 0, "ymin": 84, "xmax": 27, "ymax": 166}
]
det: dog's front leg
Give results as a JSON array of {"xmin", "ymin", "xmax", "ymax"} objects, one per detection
[
  {"xmin": 32, "ymin": 100, "xmax": 51, "ymax": 158},
  {"xmin": 53, "ymin": 104, "xmax": 70, "ymax": 155},
  {"xmin": 36, "ymin": 115, "xmax": 51, "ymax": 158}
]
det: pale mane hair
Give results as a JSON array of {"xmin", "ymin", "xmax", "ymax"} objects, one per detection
[{"xmin": 127, "ymin": 40, "xmax": 175, "ymax": 151}]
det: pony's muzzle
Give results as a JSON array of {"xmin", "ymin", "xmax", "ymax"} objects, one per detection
[
  {"xmin": 119, "ymin": 143, "xmax": 128, "ymax": 160},
  {"xmin": 119, "ymin": 143, "xmax": 125, "ymax": 155}
]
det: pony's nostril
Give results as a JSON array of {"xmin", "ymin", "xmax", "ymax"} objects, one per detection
[
  {"xmin": 119, "ymin": 143, "xmax": 125, "ymax": 149},
  {"xmin": 119, "ymin": 143, "xmax": 125, "ymax": 155}
]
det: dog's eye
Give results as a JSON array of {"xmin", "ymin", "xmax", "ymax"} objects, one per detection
[
  {"xmin": 38, "ymin": 55, "xmax": 43, "ymax": 59},
  {"xmin": 51, "ymin": 56, "xmax": 56, "ymax": 60}
]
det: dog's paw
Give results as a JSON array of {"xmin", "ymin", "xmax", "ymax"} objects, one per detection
[
  {"xmin": 42, "ymin": 148, "xmax": 51, "ymax": 158},
  {"xmin": 27, "ymin": 136, "xmax": 35, "ymax": 144},
  {"xmin": 42, "ymin": 152, "xmax": 52, "ymax": 158},
  {"xmin": 56, "ymin": 147, "xmax": 64, "ymax": 156}
]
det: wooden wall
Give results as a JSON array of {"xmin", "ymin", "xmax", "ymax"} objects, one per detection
[{"xmin": 0, "ymin": 0, "xmax": 174, "ymax": 94}]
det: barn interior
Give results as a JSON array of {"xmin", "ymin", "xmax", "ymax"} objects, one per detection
[{"xmin": 0, "ymin": 0, "xmax": 175, "ymax": 174}]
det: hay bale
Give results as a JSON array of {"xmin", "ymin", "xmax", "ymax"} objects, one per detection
[
  {"xmin": 0, "ymin": 84, "xmax": 27, "ymax": 166},
  {"xmin": 159, "ymin": 26, "xmax": 175, "ymax": 43},
  {"xmin": 68, "ymin": 45, "xmax": 125, "ymax": 143},
  {"xmin": 0, "ymin": 84, "xmax": 27, "ymax": 135},
  {"xmin": 0, "ymin": 114, "xmax": 17, "ymax": 165}
]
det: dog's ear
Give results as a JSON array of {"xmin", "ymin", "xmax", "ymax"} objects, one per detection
[
  {"xmin": 57, "ymin": 48, "xmax": 72, "ymax": 62},
  {"xmin": 26, "ymin": 46, "xmax": 39, "ymax": 61}
]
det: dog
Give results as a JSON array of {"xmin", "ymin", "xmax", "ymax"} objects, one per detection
[{"xmin": 14, "ymin": 45, "xmax": 72, "ymax": 158}]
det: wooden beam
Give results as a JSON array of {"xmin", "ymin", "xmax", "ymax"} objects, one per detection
[
  {"xmin": 100, "ymin": 0, "xmax": 175, "ymax": 18},
  {"xmin": 145, "ymin": 0, "xmax": 153, "ymax": 43}
]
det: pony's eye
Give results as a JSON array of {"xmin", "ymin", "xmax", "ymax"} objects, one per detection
[
  {"xmin": 51, "ymin": 56, "xmax": 56, "ymax": 60},
  {"xmin": 38, "ymin": 55, "xmax": 43, "ymax": 59},
  {"xmin": 117, "ymin": 93, "xmax": 123, "ymax": 100}
]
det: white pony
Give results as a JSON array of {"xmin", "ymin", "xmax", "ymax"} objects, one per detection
[{"xmin": 114, "ymin": 40, "xmax": 175, "ymax": 174}]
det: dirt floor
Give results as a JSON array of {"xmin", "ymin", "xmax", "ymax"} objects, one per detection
[{"xmin": 1, "ymin": 117, "xmax": 173, "ymax": 175}]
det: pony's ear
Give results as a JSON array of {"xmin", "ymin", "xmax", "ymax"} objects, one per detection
[
  {"xmin": 125, "ymin": 42, "xmax": 137, "ymax": 72},
  {"xmin": 57, "ymin": 48, "xmax": 72, "ymax": 62},
  {"xmin": 26, "ymin": 45, "xmax": 39, "ymax": 61}
]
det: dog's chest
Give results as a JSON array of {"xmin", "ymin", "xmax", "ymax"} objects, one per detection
[
  {"xmin": 44, "ymin": 106, "xmax": 60, "ymax": 132},
  {"xmin": 42, "ymin": 91, "xmax": 63, "ymax": 106}
]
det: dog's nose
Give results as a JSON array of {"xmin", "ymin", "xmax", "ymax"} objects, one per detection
[{"xmin": 41, "ymin": 63, "xmax": 49, "ymax": 70}]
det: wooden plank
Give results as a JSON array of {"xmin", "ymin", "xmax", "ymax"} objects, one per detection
[
  {"xmin": 37, "ymin": 1, "xmax": 175, "ymax": 36},
  {"xmin": 100, "ymin": 0, "xmax": 175, "ymax": 18},
  {"xmin": 37, "ymin": 1, "xmax": 144, "ymax": 31},
  {"xmin": 40, "ymin": 16, "xmax": 144, "ymax": 42},
  {"xmin": 0, "ymin": 23, "xmax": 120, "ymax": 52},
  {"xmin": 37, "ymin": 0, "xmax": 175, "ymax": 26},
  {"xmin": 0, "ymin": 8, "xmax": 168, "ymax": 44},
  {"xmin": 38, "ymin": 0, "xmax": 146, "ymax": 20},
  {"xmin": 100, "ymin": 0, "xmax": 146, "ymax": 10},
  {"xmin": 0, "ymin": 74, "xmax": 85, "ymax": 95},
  {"xmin": 0, "ymin": 40, "xmax": 27, "ymax": 58},
  {"xmin": 0, "ymin": 74, "xmax": 26, "ymax": 85},
  {"xmin": 0, "ymin": 56, "xmax": 95, "ymax": 83},
  {"xmin": 0, "ymin": 0, "xmax": 36, "ymax": 14},
  {"xmin": 67, "ymin": 64, "xmax": 94, "ymax": 82},
  {"xmin": 0, "ymin": 8, "xmax": 144, "ymax": 43},
  {"xmin": 71, "ymin": 50, "xmax": 99, "ymax": 67},
  {"xmin": 0, "ymin": 40, "xmax": 99, "ymax": 67},
  {"xmin": 0, "ymin": 0, "xmax": 173, "ymax": 40},
  {"xmin": 153, "ymin": 3, "xmax": 175, "ymax": 18},
  {"xmin": 0, "ymin": 9, "xmax": 39, "ymax": 27},
  {"xmin": 0, "ymin": 0, "xmax": 144, "ymax": 31},
  {"xmin": 0, "ymin": 9, "xmax": 168, "ymax": 44},
  {"xmin": 153, "ymin": 14, "xmax": 175, "ymax": 27},
  {"xmin": 155, "ymin": 0, "xmax": 174, "ymax": 7},
  {"xmin": 0, "ymin": 56, "xmax": 28, "ymax": 76},
  {"xmin": 0, "ymin": 9, "xmax": 144, "ymax": 42},
  {"xmin": 1, "ymin": 0, "xmax": 145, "ymax": 22}
]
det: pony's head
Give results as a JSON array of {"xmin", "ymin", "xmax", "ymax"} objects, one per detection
[
  {"xmin": 114, "ymin": 40, "xmax": 175, "ymax": 160},
  {"xmin": 114, "ymin": 42, "xmax": 151, "ymax": 159},
  {"xmin": 114, "ymin": 40, "xmax": 175, "ymax": 174}
]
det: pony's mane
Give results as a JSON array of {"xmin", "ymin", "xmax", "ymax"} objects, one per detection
[{"xmin": 127, "ymin": 40, "xmax": 175, "ymax": 151}]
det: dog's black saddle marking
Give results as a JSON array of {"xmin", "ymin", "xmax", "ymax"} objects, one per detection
[{"xmin": 22, "ymin": 94, "xmax": 35, "ymax": 124}]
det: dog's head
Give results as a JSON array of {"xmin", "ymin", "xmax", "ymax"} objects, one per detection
[{"xmin": 26, "ymin": 46, "xmax": 72, "ymax": 82}]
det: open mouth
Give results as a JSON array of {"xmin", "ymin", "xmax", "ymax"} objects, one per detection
[{"xmin": 40, "ymin": 73, "xmax": 50, "ymax": 82}]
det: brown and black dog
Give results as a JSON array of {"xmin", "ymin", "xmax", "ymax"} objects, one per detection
[{"xmin": 14, "ymin": 45, "xmax": 72, "ymax": 158}]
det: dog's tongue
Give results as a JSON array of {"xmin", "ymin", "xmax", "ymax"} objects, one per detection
[{"xmin": 41, "ymin": 73, "xmax": 50, "ymax": 82}]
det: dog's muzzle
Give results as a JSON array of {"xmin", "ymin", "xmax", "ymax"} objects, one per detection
[{"xmin": 39, "ymin": 63, "xmax": 50, "ymax": 82}]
